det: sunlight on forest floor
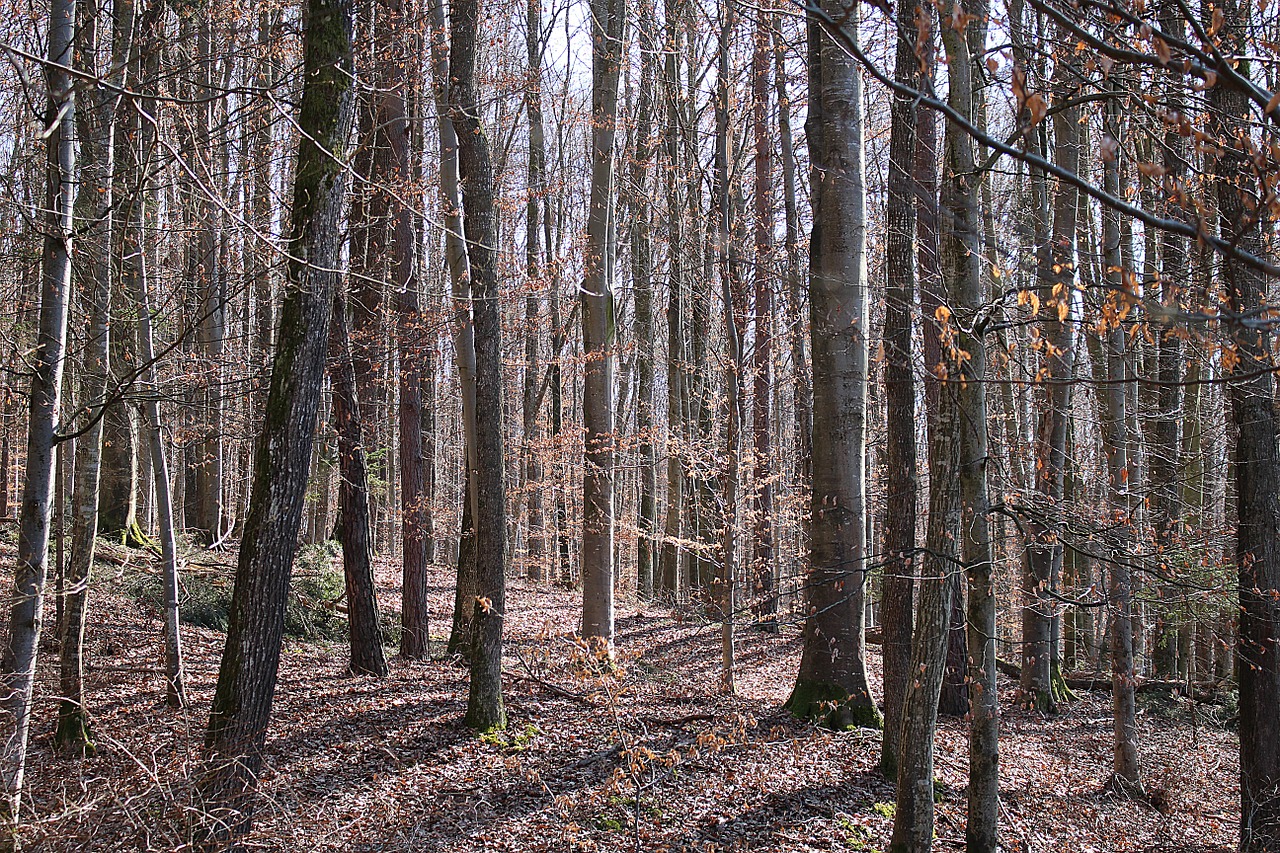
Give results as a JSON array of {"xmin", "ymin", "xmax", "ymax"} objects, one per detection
[{"xmin": 14, "ymin": 541, "xmax": 1238, "ymax": 852}]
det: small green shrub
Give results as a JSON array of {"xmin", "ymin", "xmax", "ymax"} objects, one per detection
[{"xmin": 127, "ymin": 540, "xmax": 357, "ymax": 642}]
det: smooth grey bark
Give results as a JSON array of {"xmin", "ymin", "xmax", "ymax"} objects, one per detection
[
  {"xmin": 199, "ymin": 0, "xmax": 354, "ymax": 835},
  {"xmin": 1021, "ymin": 22, "xmax": 1078, "ymax": 714},
  {"xmin": 56, "ymin": 0, "xmax": 116, "ymax": 756},
  {"xmin": 657, "ymin": 0, "xmax": 686, "ymax": 598},
  {"xmin": 940, "ymin": 3, "xmax": 999, "ymax": 846},
  {"xmin": 631, "ymin": 0, "xmax": 657, "ymax": 599},
  {"xmin": 714, "ymin": 0, "xmax": 740, "ymax": 692},
  {"xmin": 580, "ymin": 0, "xmax": 625, "ymax": 647},
  {"xmin": 785, "ymin": 0, "xmax": 879, "ymax": 729},
  {"xmin": 1, "ymin": 0, "xmax": 76, "ymax": 831}
]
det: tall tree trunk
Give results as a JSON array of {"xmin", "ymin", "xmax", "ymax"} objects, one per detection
[
  {"xmin": 56, "ymin": 0, "xmax": 116, "ymax": 756},
  {"xmin": 879, "ymin": 6, "xmax": 919, "ymax": 778},
  {"xmin": 631, "ymin": 0, "xmax": 657, "ymax": 599},
  {"xmin": 1096, "ymin": 81, "xmax": 1142, "ymax": 796},
  {"xmin": 580, "ymin": 0, "xmax": 625, "ymax": 647},
  {"xmin": 657, "ymin": 0, "xmax": 686, "ymax": 598},
  {"xmin": 1, "ymin": 0, "xmax": 76, "ymax": 831},
  {"xmin": 750, "ymin": 3, "xmax": 776, "ymax": 628},
  {"xmin": 714, "ymin": 0, "xmax": 740, "ymax": 692},
  {"xmin": 785, "ymin": 1, "xmax": 879, "ymax": 730},
  {"xmin": 1021, "ymin": 23, "xmax": 1078, "ymax": 713},
  {"xmin": 1210, "ymin": 3, "xmax": 1280, "ymax": 847},
  {"xmin": 199, "ymin": 0, "xmax": 355, "ymax": 834},
  {"xmin": 449, "ymin": 0, "xmax": 507, "ymax": 732}
]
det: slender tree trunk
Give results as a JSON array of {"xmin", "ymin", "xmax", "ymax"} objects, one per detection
[
  {"xmin": 1021, "ymin": 24, "xmax": 1079, "ymax": 713},
  {"xmin": 657, "ymin": 0, "xmax": 686, "ymax": 599},
  {"xmin": 56, "ymin": 0, "xmax": 116, "ymax": 756},
  {"xmin": 330, "ymin": 289, "xmax": 389, "ymax": 677},
  {"xmin": 879, "ymin": 7, "xmax": 919, "ymax": 778},
  {"xmin": 199, "ymin": 0, "xmax": 354, "ymax": 834},
  {"xmin": 449, "ymin": 0, "xmax": 507, "ymax": 731},
  {"xmin": 580, "ymin": 0, "xmax": 625, "ymax": 647},
  {"xmin": 750, "ymin": 4, "xmax": 776, "ymax": 628},
  {"xmin": 1, "ymin": 0, "xmax": 76, "ymax": 831},
  {"xmin": 631, "ymin": 1, "xmax": 657, "ymax": 599}
]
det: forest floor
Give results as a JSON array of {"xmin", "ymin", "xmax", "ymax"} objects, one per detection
[{"xmin": 12, "ymin": 538, "xmax": 1240, "ymax": 852}]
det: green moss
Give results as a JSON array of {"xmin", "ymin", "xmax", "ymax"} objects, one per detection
[
  {"xmin": 871, "ymin": 802, "xmax": 895, "ymax": 819},
  {"xmin": 786, "ymin": 679, "xmax": 884, "ymax": 730},
  {"xmin": 53, "ymin": 703, "xmax": 96, "ymax": 758}
]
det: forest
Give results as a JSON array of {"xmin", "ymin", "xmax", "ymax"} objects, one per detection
[{"xmin": 0, "ymin": 0, "xmax": 1277, "ymax": 846}]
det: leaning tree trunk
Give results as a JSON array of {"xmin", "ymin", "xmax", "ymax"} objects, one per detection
[
  {"xmin": 580, "ymin": 0, "xmax": 625, "ymax": 648},
  {"xmin": 198, "ymin": 0, "xmax": 354, "ymax": 837},
  {"xmin": 1, "ymin": 0, "xmax": 76, "ymax": 833},
  {"xmin": 449, "ymin": 0, "xmax": 507, "ymax": 733},
  {"xmin": 784, "ymin": 0, "xmax": 879, "ymax": 730}
]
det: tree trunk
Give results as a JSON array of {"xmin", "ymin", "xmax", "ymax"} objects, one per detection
[
  {"xmin": 330, "ymin": 289, "xmax": 389, "ymax": 678},
  {"xmin": 785, "ymin": 0, "xmax": 879, "ymax": 730},
  {"xmin": 56, "ymin": 0, "xmax": 115, "ymax": 756},
  {"xmin": 1, "ymin": 0, "xmax": 76, "ymax": 830},
  {"xmin": 580, "ymin": 0, "xmax": 625, "ymax": 648},
  {"xmin": 199, "ymin": 0, "xmax": 354, "ymax": 835},
  {"xmin": 449, "ymin": 0, "xmax": 507, "ymax": 732},
  {"xmin": 878, "ymin": 4, "xmax": 918, "ymax": 778},
  {"xmin": 1209, "ymin": 4, "xmax": 1280, "ymax": 847},
  {"xmin": 750, "ymin": 5, "xmax": 776, "ymax": 628},
  {"xmin": 631, "ymin": 0, "xmax": 657, "ymax": 599}
]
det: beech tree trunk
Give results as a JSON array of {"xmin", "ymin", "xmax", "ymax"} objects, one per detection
[
  {"xmin": 580, "ymin": 0, "xmax": 625, "ymax": 647},
  {"xmin": 1, "ymin": 0, "xmax": 76, "ymax": 831},
  {"xmin": 785, "ymin": 0, "xmax": 879, "ymax": 730},
  {"xmin": 56, "ymin": 0, "xmax": 115, "ymax": 755}
]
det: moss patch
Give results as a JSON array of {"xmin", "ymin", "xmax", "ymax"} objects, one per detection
[{"xmin": 785, "ymin": 678, "xmax": 884, "ymax": 730}]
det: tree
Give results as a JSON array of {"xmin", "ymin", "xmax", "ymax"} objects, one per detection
[
  {"xmin": 449, "ymin": 0, "xmax": 508, "ymax": 732},
  {"xmin": 1, "ymin": 0, "xmax": 76, "ymax": 831},
  {"xmin": 879, "ymin": 2, "xmax": 920, "ymax": 777},
  {"xmin": 199, "ymin": 0, "xmax": 355, "ymax": 834},
  {"xmin": 580, "ymin": 0, "xmax": 626, "ymax": 648},
  {"xmin": 785, "ymin": 0, "xmax": 879, "ymax": 730}
]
